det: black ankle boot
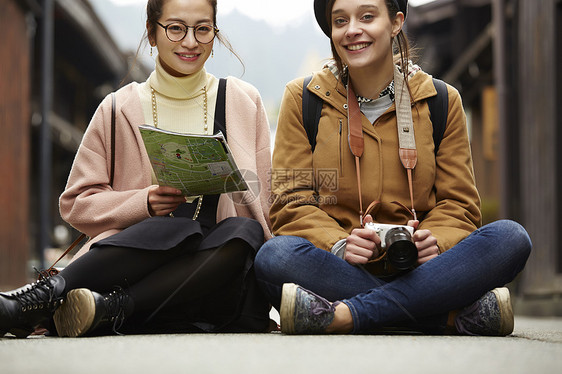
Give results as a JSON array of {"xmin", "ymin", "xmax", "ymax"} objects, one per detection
[
  {"xmin": 0, "ymin": 275, "xmax": 66, "ymax": 338},
  {"xmin": 54, "ymin": 287, "xmax": 133, "ymax": 337}
]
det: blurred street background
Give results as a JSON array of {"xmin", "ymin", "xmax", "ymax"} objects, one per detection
[{"xmin": 1, "ymin": 0, "xmax": 561, "ymax": 340}]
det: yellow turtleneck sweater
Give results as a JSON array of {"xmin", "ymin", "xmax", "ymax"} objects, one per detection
[{"xmin": 139, "ymin": 58, "xmax": 219, "ymax": 135}]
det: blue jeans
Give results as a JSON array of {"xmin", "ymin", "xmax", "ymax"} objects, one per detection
[{"xmin": 254, "ymin": 220, "xmax": 531, "ymax": 333}]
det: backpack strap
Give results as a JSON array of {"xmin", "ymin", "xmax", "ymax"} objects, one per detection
[
  {"xmin": 302, "ymin": 75, "xmax": 323, "ymax": 152},
  {"xmin": 110, "ymin": 92, "xmax": 116, "ymax": 185},
  {"xmin": 214, "ymin": 78, "xmax": 227, "ymax": 141},
  {"xmin": 427, "ymin": 78, "xmax": 449, "ymax": 154}
]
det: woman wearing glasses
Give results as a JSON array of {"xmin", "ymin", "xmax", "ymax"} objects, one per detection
[
  {"xmin": 0, "ymin": 0, "xmax": 272, "ymax": 337},
  {"xmin": 254, "ymin": 0, "xmax": 531, "ymax": 335}
]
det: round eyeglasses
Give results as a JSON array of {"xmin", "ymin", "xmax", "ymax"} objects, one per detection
[{"xmin": 156, "ymin": 22, "xmax": 218, "ymax": 44}]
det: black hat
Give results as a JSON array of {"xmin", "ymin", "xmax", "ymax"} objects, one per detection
[{"xmin": 314, "ymin": 0, "xmax": 408, "ymax": 37}]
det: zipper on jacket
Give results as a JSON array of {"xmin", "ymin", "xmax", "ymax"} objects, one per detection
[{"xmin": 338, "ymin": 119, "xmax": 344, "ymax": 176}]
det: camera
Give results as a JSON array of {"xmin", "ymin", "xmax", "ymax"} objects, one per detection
[{"xmin": 364, "ymin": 222, "xmax": 418, "ymax": 270}]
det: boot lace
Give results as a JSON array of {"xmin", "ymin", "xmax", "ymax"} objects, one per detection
[
  {"xmin": 13, "ymin": 272, "xmax": 61, "ymax": 313},
  {"xmin": 104, "ymin": 287, "xmax": 129, "ymax": 335}
]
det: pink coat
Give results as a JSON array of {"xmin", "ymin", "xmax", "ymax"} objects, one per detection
[{"xmin": 59, "ymin": 78, "xmax": 272, "ymax": 260}]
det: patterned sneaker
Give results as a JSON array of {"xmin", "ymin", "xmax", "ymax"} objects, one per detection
[
  {"xmin": 455, "ymin": 287, "xmax": 514, "ymax": 336},
  {"xmin": 280, "ymin": 283, "xmax": 336, "ymax": 334}
]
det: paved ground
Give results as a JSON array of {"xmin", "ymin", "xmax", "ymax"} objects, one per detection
[{"xmin": 2, "ymin": 316, "xmax": 561, "ymax": 374}]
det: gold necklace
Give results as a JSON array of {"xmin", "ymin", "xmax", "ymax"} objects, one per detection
[
  {"xmin": 150, "ymin": 86, "xmax": 209, "ymax": 134},
  {"xmin": 150, "ymin": 86, "xmax": 207, "ymax": 220}
]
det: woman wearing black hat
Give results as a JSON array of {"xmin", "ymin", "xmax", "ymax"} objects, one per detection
[{"xmin": 254, "ymin": 0, "xmax": 532, "ymax": 335}]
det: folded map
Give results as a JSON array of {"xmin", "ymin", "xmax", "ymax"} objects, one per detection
[{"xmin": 139, "ymin": 125, "xmax": 248, "ymax": 196}]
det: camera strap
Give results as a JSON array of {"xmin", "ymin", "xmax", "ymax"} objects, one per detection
[
  {"xmin": 347, "ymin": 80, "xmax": 365, "ymax": 225},
  {"xmin": 362, "ymin": 200, "xmax": 415, "ymax": 226},
  {"xmin": 394, "ymin": 65, "xmax": 418, "ymax": 220},
  {"xmin": 347, "ymin": 66, "xmax": 418, "ymax": 226}
]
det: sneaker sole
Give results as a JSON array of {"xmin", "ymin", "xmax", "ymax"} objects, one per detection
[
  {"xmin": 280, "ymin": 283, "xmax": 298, "ymax": 334},
  {"xmin": 53, "ymin": 289, "xmax": 96, "ymax": 337},
  {"xmin": 492, "ymin": 287, "xmax": 514, "ymax": 336}
]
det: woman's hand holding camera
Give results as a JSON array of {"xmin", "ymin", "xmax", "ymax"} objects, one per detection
[
  {"xmin": 407, "ymin": 220, "xmax": 440, "ymax": 265},
  {"xmin": 344, "ymin": 216, "xmax": 440, "ymax": 267},
  {"xmin": 345, "ymin": 215, "xmax": 381, "ymax": 265},
  {"xmin": 148, "ymin": 186, "xmax": 186, "ymax": 216}
]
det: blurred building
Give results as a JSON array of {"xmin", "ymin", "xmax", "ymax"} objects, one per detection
[
  {"xmin": 408, "ymin": 0, "xmax": 562, "ymax": 315},
  {"xmin": 0, "ymin": 0, "xmax": 148, "ymax": 288}
]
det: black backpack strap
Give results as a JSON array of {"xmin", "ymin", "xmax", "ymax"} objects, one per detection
[
  {"xmin": 214, "ymin": 78, "xmax": 227, "ymax": 141},
  {"xmin": 302, "ymin": 75, "xmax": 323, "ymax": 152},
  {"xmin": 427, "ymin": 78, "xmax": 449, "ymax": 154},
  {"xmin": 110, "ymin": 93, "xmax": 116, "ymax": 186}
]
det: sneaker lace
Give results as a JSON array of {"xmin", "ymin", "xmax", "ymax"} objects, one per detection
[
  {"xmin": 305, "ymin": 288, "xmax": 335, "ymax": 316},
  {"xmin": 455, "ymin": 299, "xmax": 481, "ymax": 334},
  {"xmin": 310, "ymin": 300, "xmax": 334, "ymax": 316}
]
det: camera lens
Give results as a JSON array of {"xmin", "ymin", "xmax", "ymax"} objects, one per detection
[{"xmin": 385, "ymin": 227, "xmax": 418, "ymax": 270}]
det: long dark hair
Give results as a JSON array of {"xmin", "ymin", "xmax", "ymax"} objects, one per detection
[{"xmin": 325, "ymin": 0, "xmax": 412, "ymax": 87}]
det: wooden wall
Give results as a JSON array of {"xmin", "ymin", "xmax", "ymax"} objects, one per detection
[
  {"xmin": 0, "ymin": 0, "xmax": 31, "ymax": 288},
  {"xmin": 517, "ymin": 0, "xmax": 562, "ymax": 311}
]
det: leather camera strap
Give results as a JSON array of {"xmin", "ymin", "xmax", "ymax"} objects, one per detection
[{"xmin": 347, "ymin": 81, "xmax": 365, "ymax": 225}]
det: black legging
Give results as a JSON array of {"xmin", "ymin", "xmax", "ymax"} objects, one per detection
[{"xmin": 59, "ymin": 239, "xmax": 250, "ymax": 319}]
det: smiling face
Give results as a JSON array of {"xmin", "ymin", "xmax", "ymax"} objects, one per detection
[
  {"xmin": 150, "ymin": 0, "xmax": 215, "ymax": 77},
  {"xmin": 330, "ymin": 0, "xmax": 403, "ymax": 75}
]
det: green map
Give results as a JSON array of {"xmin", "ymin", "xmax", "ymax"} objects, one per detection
[{"xmin": 139, "ymin": 125, "xmax": 248, "ymax": 196}]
